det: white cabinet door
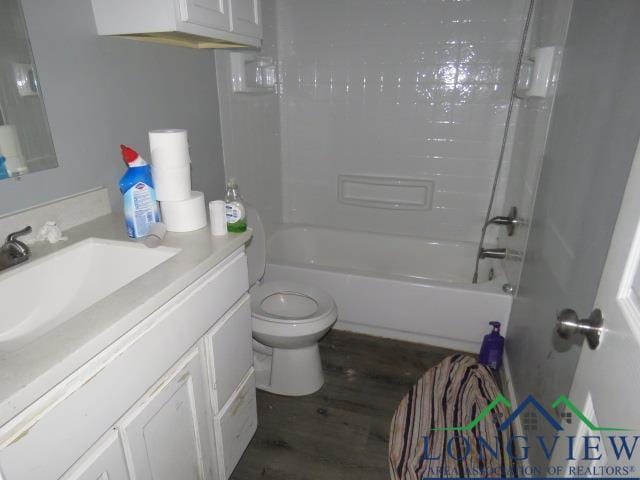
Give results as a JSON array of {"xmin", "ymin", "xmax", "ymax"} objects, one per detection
[
  {"xmin": 60, "ymin": 431, "xmax": 130, "ymax": 480},
  {"xmin": 178, "ymin": 0, "xmax": 231, "ymax": 30},
  {"xmin": 204, "ymin": 295, "xmax": 253, "ymax": 412},
  {"xmin": 229, "ymin": 0, "xmax": 261, "ymax": 39},
  {"xmin": 119, "ymin": 347, "xmax": 219, "ymax": 480}
]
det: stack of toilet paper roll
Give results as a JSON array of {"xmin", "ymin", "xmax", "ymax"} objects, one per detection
[{"xmin": 149, "ymin": 129, "xmax": 207, "ymax": 232}]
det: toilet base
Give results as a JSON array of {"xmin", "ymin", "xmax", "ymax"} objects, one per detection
[{"xmin": 253, "ymin": 343, "xmax": 324, "ymax": 396}]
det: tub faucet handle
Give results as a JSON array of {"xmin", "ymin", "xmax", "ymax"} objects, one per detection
[{"xmin": 487, "ymin": 207, "xmax": 521, "ymax": 236}]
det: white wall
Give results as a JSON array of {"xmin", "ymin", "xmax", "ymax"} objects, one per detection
[
  {"xmin": 277, "ymin": 0, "xmax": 528, "ymax": 242},
  {"xmin": 0, "ymin": 0, "xmax": 225, "ymax": 216}
]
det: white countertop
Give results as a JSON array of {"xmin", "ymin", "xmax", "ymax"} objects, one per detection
[{"xmin": 0, "ymin": 213, "xmax": 252, "ymax": 426}]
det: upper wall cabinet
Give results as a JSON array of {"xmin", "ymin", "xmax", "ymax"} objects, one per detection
[
  {"xmin": 230, "ymin": 0, "xmax": 261, "ymax": 39},
  {"xmin": 91, "ymin": 0, "xmax": 262, "ymax": 49},
  {"xmin": 181, "ymin": 0, "xmax": 230, "ymax": 31}
]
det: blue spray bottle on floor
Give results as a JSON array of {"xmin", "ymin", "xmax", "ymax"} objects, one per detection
[
  {"xmin": 119, "ymin": 145, "xmax": 161, "ymax": 239},
  {"xmin": 479, "ymin": 321, "xmax": 504, "ymax": 371}
]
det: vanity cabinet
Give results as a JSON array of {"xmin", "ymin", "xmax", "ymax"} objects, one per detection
[
  {"xmin": 59, "ymin": 431, "xmax": 129, "ymax": 480},
  {"xmin": 0, "ymin": 249, "xmax": 255, "ymax": 480},
  {"xmin": 118, "ymin": 347, "xmax": 217, "ymax": 480},
  {"xmin": 91, "ymin": 0, "xmax": 262, "ymax": 49}
]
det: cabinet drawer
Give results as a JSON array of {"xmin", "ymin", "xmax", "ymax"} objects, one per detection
[
  {"xmin": 204, "ymin": 295, "xmax": 253, "ymax": 412},
  {"xmin": 214, "ymin": 370, "xmax": 257, "ymax": 479}
]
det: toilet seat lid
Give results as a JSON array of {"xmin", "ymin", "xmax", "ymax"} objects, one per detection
[
  {"xmin": 246, "ymin": 206, "xmax": 266, "ymax": 286},
  {"xmin": 251, "ymin": 281, "xmax": 337, "ymax": 324}
]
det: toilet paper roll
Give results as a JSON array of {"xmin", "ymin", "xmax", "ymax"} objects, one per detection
[
  {"xmin": 149, "ymin": 129, "xmax": 191, "ymax": 168},
  {"xmin": 161, "ymin": 191, "xmax": 207, "ymax": 232},
  {"xmin": 151, "ymin": 164, "xmax": 192, "ymax": 202},
  {"xmin": 209, "ymin": 200, "xmax": 228, "ymax": 236},
  {"xmin": 0, "ymin": 125, "xmax": 27, "ymax": 175}
]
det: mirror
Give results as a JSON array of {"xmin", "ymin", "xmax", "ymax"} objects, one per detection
[{"xmin": 0, "ymin": 0, "xmax": 57, "ymax": 180}]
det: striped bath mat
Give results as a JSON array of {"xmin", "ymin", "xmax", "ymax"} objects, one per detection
[{"xmin": 389, "ymin": 354, "xmax": 517, "ymax": 479}]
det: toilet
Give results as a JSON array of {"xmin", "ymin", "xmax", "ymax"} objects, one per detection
[{"xmin": 246, "ymin": 207, "xmax": 337, "ymax": 396}]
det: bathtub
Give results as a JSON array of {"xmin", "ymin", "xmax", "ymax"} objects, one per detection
[{"xmin": 264, "ymin": 224, "xmax": 512, "ymax": 352}]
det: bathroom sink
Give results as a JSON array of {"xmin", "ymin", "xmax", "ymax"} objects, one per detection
[{"xmin": 0, "ymin": 238, "xmax": 179, "ymax": 352}]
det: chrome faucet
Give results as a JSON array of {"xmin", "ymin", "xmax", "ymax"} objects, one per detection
[
  {"xmin": 0, "ymin": 226, "xmax": 32, "ymax": 272},
  {"xmin": 484, "ymin": 207, "xmax": 519, "ymax": 236},
  {"xmin": 478, "ymin": 247, "xmax": 507, "ymax": 260}
]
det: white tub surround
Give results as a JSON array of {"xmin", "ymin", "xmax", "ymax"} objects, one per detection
[
  {"xmin": 0, "ymin": 211, "xmax": 255, "ymax": 480},
  {"xmin": 266, "ymin": 225, "xmax": 512, "ymax": 352},
  {"xmin": 497, "ymin": 0, "xmax": 573, "ymax": 290},
  {"xmin": 275, "ymin": 0, "xmax": 528, "ymax": 244}
]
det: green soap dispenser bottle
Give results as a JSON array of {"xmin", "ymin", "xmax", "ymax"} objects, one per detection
[{"xmin": 224, "ymin": 179, "xmax": 247, "ymax": 232}]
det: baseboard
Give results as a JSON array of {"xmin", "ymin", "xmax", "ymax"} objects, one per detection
[{"xmin": 334, "ymin": 320, "xmax": 480, "ymax": 353}]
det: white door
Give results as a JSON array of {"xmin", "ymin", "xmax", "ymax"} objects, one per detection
[
  {"xmin": 60, "ymin": 431, "xmax": 130, "ymax": 480},
  {"xmin": 229, "ymin": 0, "xmax": 261, "ymax": 39},
  {"xmin": 179, "ymin": 0, "xmax": 231, "ymax": 30},
  {"xmin": 118, "ymin": 347, "xmax": 219, "ymax": 480},
  {"xmin": 551, "ymin": 138, "xmax": 640, "ymax": 475}
]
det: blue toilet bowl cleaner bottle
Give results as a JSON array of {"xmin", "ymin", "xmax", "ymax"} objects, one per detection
[
  {"xmin": 119, "ymin": 145, "xmax": 161, "ymax": 239},
  {"xmin": 479, "ymin": 321, "xmax": 504, "ymax": 371}
]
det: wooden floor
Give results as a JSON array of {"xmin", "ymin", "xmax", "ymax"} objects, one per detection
[{"xmin": 230, "ymin": 330, "xmax": 460, "ymax": 480}]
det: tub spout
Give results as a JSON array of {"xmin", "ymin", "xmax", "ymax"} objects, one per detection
[{"xmin": 479, "ymin": 248, "xmax": 507, "ymax": 259}]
